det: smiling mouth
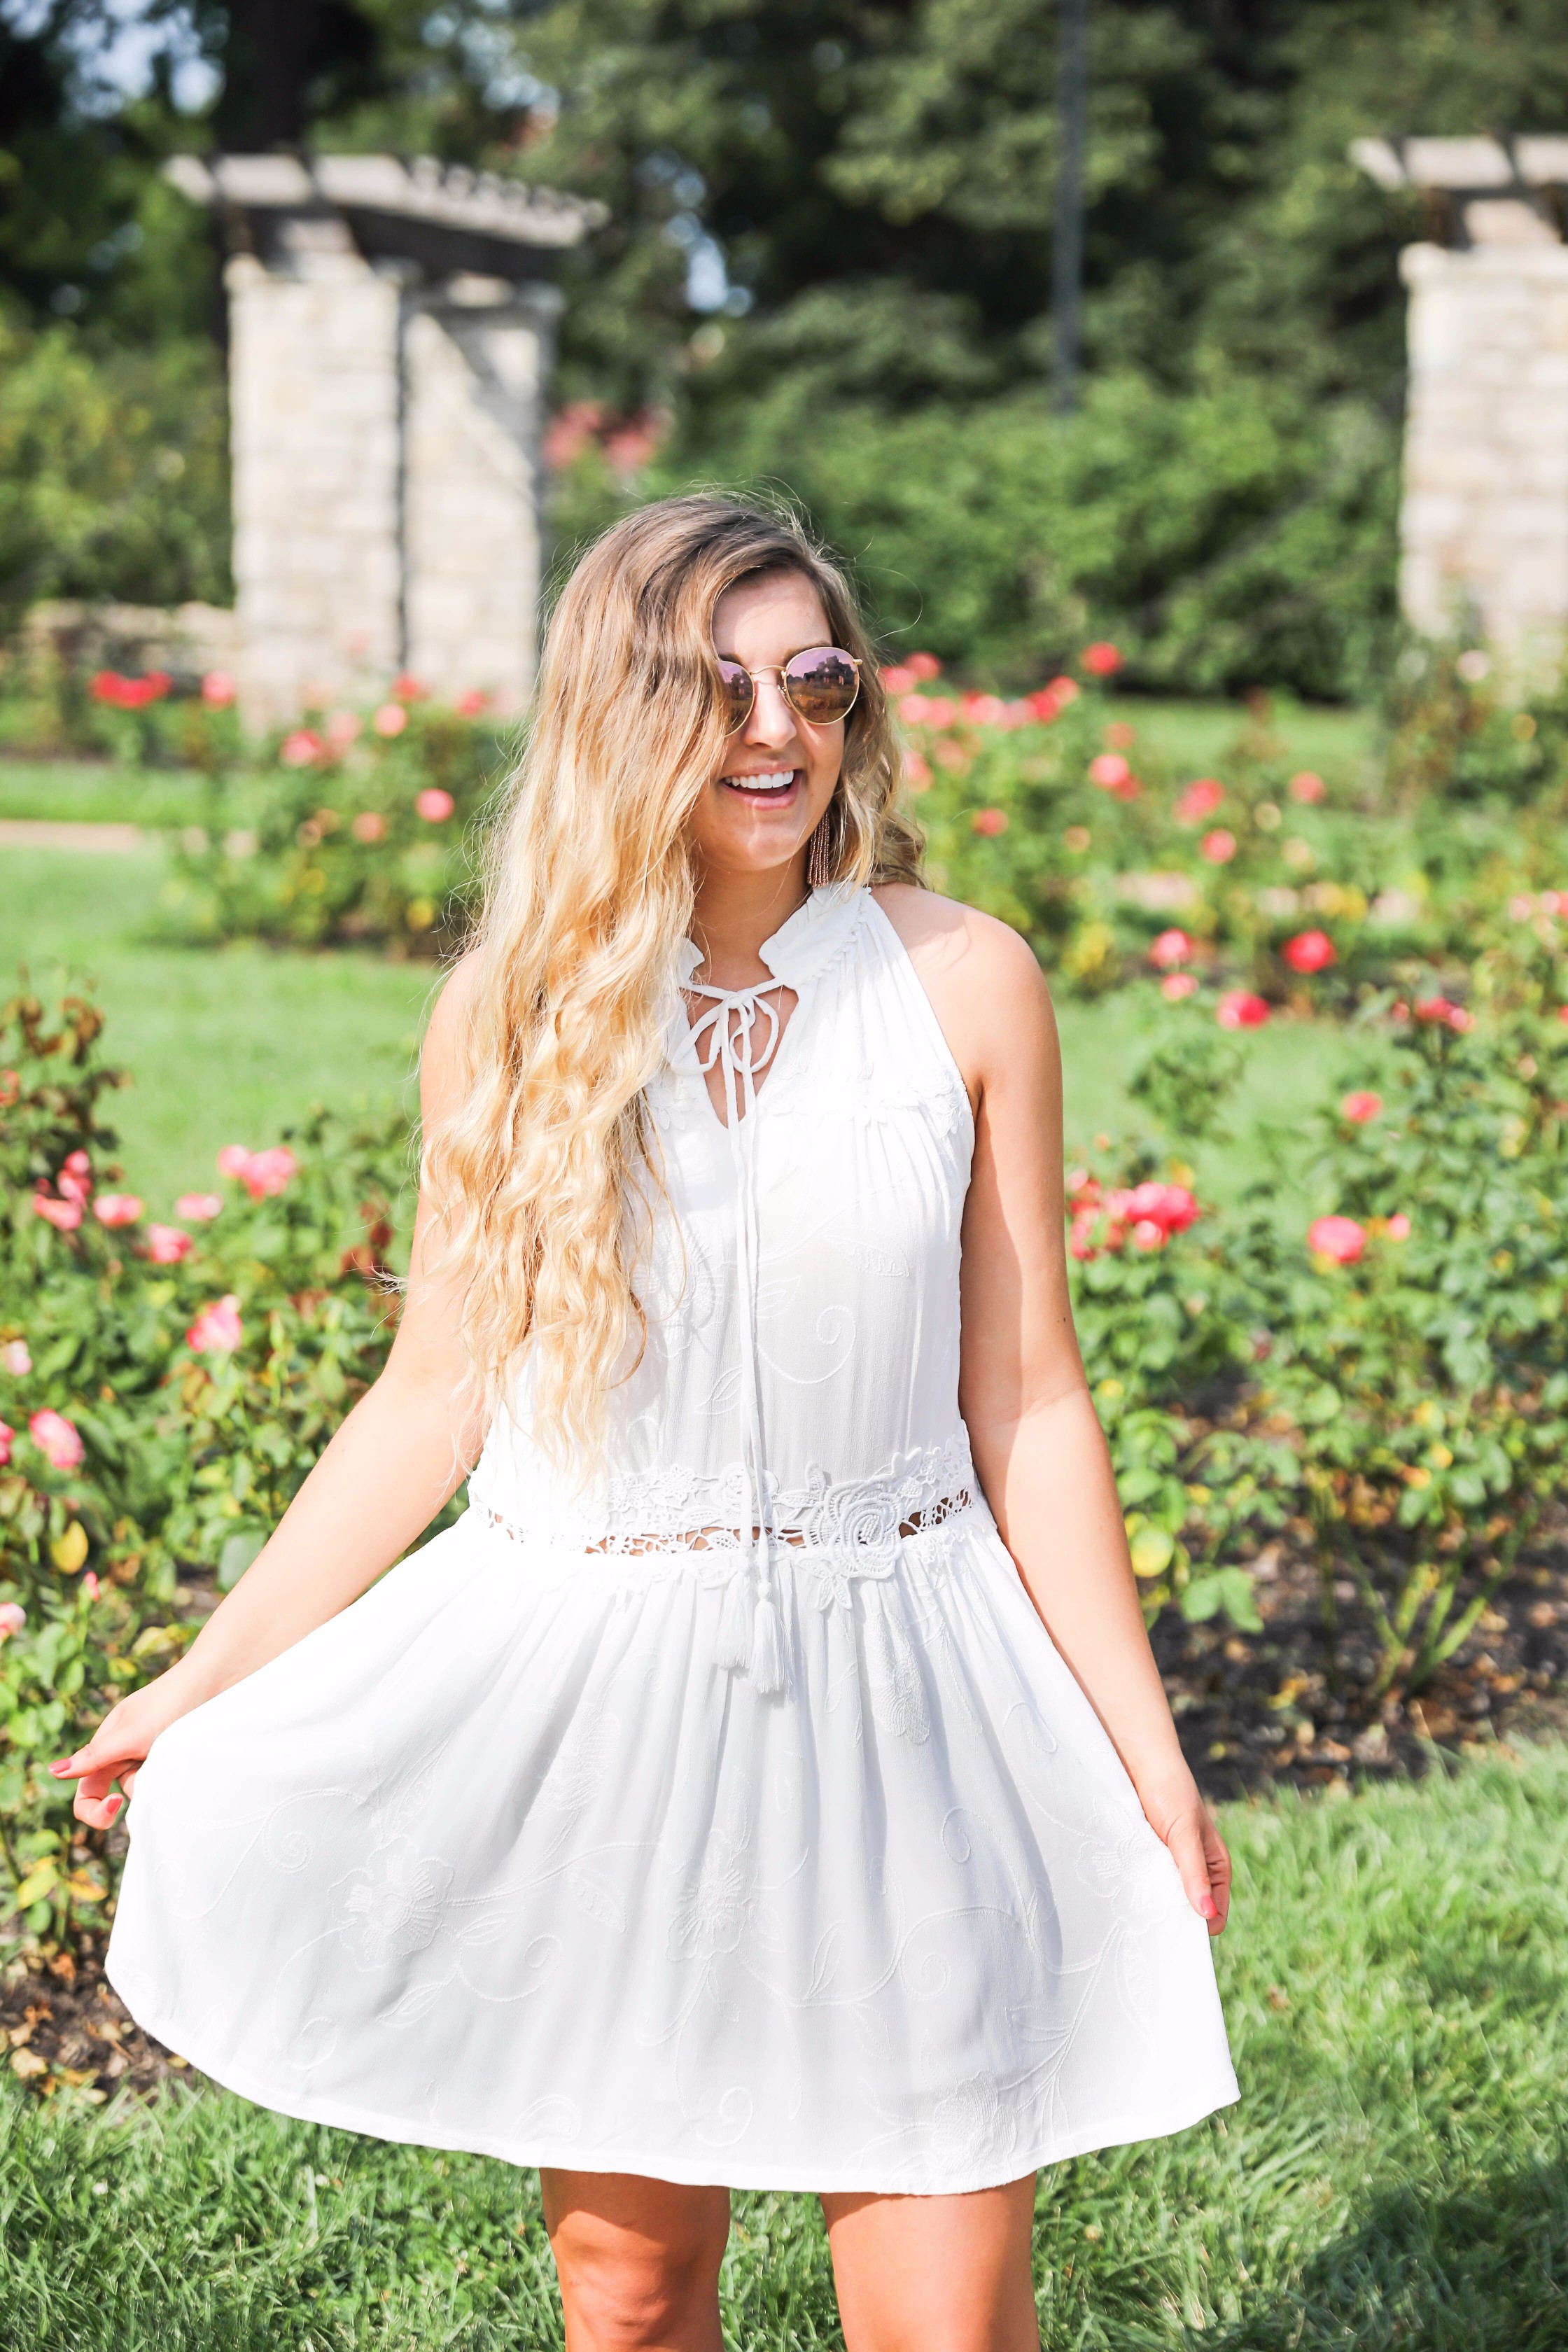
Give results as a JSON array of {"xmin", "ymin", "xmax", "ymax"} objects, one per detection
[{"xmin": 721, "ymin": 768, "xmax": 799, "ymax": 797}]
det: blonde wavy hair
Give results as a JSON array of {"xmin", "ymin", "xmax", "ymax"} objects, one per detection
[{"xmin": 426, "ymin": 493, "xmax": 924, "ymax": 1467}]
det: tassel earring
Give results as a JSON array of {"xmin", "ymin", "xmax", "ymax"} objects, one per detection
[{"xmin": 808, "ymin": 807, "xmax": 833, "ymax": 891}]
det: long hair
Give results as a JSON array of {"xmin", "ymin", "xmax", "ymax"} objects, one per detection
[{"xmin": 425, "ymin": 493, "xmax": 924, "ymax": 1469}]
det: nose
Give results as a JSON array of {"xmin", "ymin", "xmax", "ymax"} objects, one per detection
[{"xmin": 743, "ymin": 671, "xmax": 797, "ymax": 751}]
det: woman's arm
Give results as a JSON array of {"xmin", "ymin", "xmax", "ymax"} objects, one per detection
[
  {"xmin": 55, "ymin": 960, "xmax": 488, "ymax": 1830},
  {"xmin": 876, "ymin": 886, "xmax": 1230, "ymax": 1934}
]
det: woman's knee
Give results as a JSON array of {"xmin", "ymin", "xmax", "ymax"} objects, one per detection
[{"xmin": 543, "ymin": 2174, "xmax": 729, "ymax": 2348}]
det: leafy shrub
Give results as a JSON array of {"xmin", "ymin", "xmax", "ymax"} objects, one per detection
[{"xmin": 160, "ymin": 685, "xmax": 513, "ymax": 955}]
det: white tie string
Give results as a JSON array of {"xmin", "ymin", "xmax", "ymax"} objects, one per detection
[{"xmin": 683, "ymin": 976, "xmax": 790, "ymax": 1695}]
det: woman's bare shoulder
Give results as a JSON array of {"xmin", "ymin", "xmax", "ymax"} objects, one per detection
[
  {"xmin": 870, "ymin": 884, "xmax": 1054, "ymax": 1094},
  {"xmin": 419, "ymin": 951, "xmax": 485, "ymax": 1116}
]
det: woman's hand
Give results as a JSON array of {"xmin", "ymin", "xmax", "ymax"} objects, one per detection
[
  {"xmin": 50, "ymin": 1661, "xmax": 206, "ymax": 1830},
  {"xmin": 1141, "ymin": 1772, "xmax": 1232, "ymax": 1935}
]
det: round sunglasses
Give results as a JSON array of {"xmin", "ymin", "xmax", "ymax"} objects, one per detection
[{"xmin": 715, "ymin": 644, "xmax": 861, "ymax": 734}]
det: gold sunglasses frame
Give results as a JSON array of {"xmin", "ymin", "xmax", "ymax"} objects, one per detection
[{"xmin": 715, "ymin": 645, "xmax": 862, "ymax": 734}]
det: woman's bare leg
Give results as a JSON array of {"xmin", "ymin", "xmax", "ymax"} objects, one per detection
[
  {"xmin": 540, "ymin": 2169, "xmax": 731, "ymax": 2352},
  {"xmin": 820, "ymin": 2176, "xmax": 1040, "ymax": 2352}
]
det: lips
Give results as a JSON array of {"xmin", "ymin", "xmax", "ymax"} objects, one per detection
[{"xmin": 722, "ymin": 769, "xmax": 799, "ymax": 796}]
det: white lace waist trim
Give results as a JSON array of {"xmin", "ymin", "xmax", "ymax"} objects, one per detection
[{"xmin": 468, "ymin": 1430, "xmax": 980, "ymax": 1630}]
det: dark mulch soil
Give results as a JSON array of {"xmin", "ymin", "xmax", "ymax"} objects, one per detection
[
  {"xmin": 1161, "ymin": 1518, "xmax": 1568, "ymax": 1803},
  {"xmin": 2, "ymin": 1937, "xmax": 188, "ymax": 2107},
  {"xmin": 7, "ymin": 1541, "xmax": 1567, "ymax": 2106}
]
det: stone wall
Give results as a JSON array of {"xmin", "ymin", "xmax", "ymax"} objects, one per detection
[{"xmin": 1399, "ymin": 239, "xmax": 1568, "ymax": 661}]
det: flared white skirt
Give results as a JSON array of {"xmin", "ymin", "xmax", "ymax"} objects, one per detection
[{"xmin": 107, "ymin": 1503, "xmax": 1238, "ymax": 2194}]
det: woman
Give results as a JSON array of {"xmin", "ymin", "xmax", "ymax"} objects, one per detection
[{"xmin": 58, "ymin": 496, "xmax": 1236, "ymax": 2351}]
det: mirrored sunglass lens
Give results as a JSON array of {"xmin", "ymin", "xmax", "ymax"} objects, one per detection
[
  {"xmin": 716, "ymin": 662, "xmax": 753, "ymax": 729},
  {"xmin": 784, "ymin": 648, "xmax": 858, "ymax": 722}
]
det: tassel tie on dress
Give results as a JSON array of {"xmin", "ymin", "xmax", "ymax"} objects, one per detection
[{"xmin": 683, "ymin": 975, "xmax": 790, "ymax": 1696}]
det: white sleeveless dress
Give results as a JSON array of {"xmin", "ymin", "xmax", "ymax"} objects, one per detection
[{"xmin": 108, "ymin": 886, "xmax": 1237, "ymax": 2194}]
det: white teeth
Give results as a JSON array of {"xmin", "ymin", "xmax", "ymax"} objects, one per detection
[{"xmin": 723, "ymin": 769, "xmax": 795, "ymax": 792}]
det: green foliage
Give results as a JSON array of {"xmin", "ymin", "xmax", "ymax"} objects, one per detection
[
  {"xmin": 159, "ymin": 694, "xmax": 512, "ymax": 953},
  {"xmin": 0, "ymin": 316, "xmax": 230, "ymax": 617}
]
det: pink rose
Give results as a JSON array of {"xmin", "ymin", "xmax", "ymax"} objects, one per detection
[
  {"xmin": 280, "ymin": 729, "xmax": 326, "ymax": 768},
  {"xmin": 1282, "ymin": 929, "xmax": 1336, "ymax": 974},
  {"xmin": 33, "ymin": 1194, "xmax": 83, "ymax": 1232},
  {"xmin": 1200, "ymin": 829, "xmax": 1237, "ymax": 864},
  {"xmin": 1161, "ymin": 972, "xmax": 1199, "ymax": 1000},
  {"xmin": 1415, "ymin": 996, "xmax": 1474, "ymax": 1032},
  {"xmin": 881, "ymin": 665, "xmax": 916, "ymax": 695},
  {"xmin": 1341, "ymin": 1091, "xmax": 1382, "ymax": 1124},
  {"xmin": 1289, "ymin": 771, "xmax": 1326, "ymax": 804},
  {"xmin": 1082, "ymin": 641, "xmax": 1123, "ymax": 677},
  {"xmin": 0, "ymin": 1600, "xmax": 24, "ymax": 1637},
  {"xmin": 82, "ymin": 1572, "xmax": 101, "ymax": 1600},
  {"xmin": 372, "ymin": 703, "xmax": 408, "ymax": 738},
  {"xmin": 1217, "ymin": 990, "xmax": 1270, "ymax": 1029},
  {"xmin": 1175, "ymin": 778, "xmax": 1225, "ymax": 825},
  {"xmin": 216, "ymin": 1145, "xmax": 297, "ymax": 1199},
  {"xmin": 4, "ymin": 1341, "xmax": 30, "ymax": 1375},
  {"xmin": 326, "ymin": 710, "xmax": 362, "ymax": 748},
  {"xmin": 244, "ymin": 1146, "xmax": 297, "ymax": 1198},
  {"xmin": 1088, "ymin": 753, "xmax": 1130, "ymax": 790},
  {"xmin": 415, "ymin": 788, "xmax": 455, "ymax": 822},
  {"xmin": 1130, "ymin": 1218, "xmax": 1166, "ymax": 1252},
  {"xmin": 1147, "ymin": 928, "xmax": 1192, "ymax": 969},
  {"xmin": 1068, "ymin": 1214, "xmax": 1099, "ymax": 1262},
  {"xmin": 1026, "ymin": 687, "xmax": 1063, "ymax": 722},
  {"xmin": 0, "ymin": 1424, "xmax": 10, "ymax": 1469},
  {"xmin": 454, "ymin": 688, "xmax": 489, "ymax": 719},
  {"xmin": 907, "ymin": 652, "xmax": 941, "ymax": 681},
  {"xmin": 1308, "ymin": 1214, "xmax": 1366, "ymax": 1266},
  {"xmin": 970, "ymin": 808, "xmax": 1009, "ymax": 836},
  {"xmin": 92, "ymin": 1194, "xmax": 143, "ymax": 1228},
  {"xmin": 351, "ymin": 809, "xmax": 387, "ymax": 843},
  {"xmin": 1124, "ymin": 1181, "xmax": 1200, "ymax": 1236},
  {"xmin": 202, "ymin": 671, "xmax": 237, "ymax": 707},
  {"xmin": 146, "ymin": 1224, "xmax": 193, "ymax": 1264},
  {"xmin": 904, "ymin": 754, "xmax": 932, "ymax": 792},
  {"xmin": 29, "ymin": 1408, "xmax": 84, "ymax": 1471},
  {"xmin": 176, "ymin": 1192, "xmax": 223, "ymax": 1222},
  {"xmin": 962, "ymin": 692, "xmax": 1008, "ymax": 727},
  {"xmin": 187, "ymin": 1294, "xmax": 243, "ymax": 1354},
  {"xmin": 391, "ymin": 673, "xmax": 426, "ymax": 704},
  {"xmin": 1385, "ymin": 1212, "xmax": 1411, "ymax": 1241},
  {"xmin": 58, "ymin": 1150, "xmax": 92, "ymax": 1203}
]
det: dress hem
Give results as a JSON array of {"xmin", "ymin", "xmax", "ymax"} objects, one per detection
[{"xmin": 108, "ymin": 1975, "xmax": 1239, "ymax": 2197}]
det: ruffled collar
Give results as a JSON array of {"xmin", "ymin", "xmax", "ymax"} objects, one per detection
[{"xmin": 676, "ymin": 882, "xmax": 866, "ymax": 995}]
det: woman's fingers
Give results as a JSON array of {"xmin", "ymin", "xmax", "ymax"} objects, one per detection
[
  {"xmin": 1166, "ymin": 1809, "xmax": 1226, "ymax": 1933},
  {"xmin": 1202, "ymin": 1816, "xmax": 1233, "ymax": 1931},
  {"xmin": 51, "ymin": 1716, "xmax": 141, "ymax": 1828}
]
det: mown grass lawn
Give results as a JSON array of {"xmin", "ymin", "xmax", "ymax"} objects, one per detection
[
  {"xmin": 2, "ymin": 847, "xmax": 430, "ymax": 1217},
  {"xmin": 2, "ymin": 1744, "xmax": 1564, "ymax": 2350}
]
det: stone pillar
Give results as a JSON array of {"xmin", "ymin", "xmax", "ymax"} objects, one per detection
[
  {"xmin": 402, "ymin": 279, "xmax": 560, "ymax": 710},
  {"xmin": 1399, "ymin": 239, "xmax": 1568, "ymax": 659},
  {"xmin": 226, "ymin": 225, "xmax": 405, "ymax": 721}
]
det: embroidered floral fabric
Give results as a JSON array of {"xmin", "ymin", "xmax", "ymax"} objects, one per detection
[{"xmin": 108, "ymin": 888, "xmax": 1237, "ymax": 2192}]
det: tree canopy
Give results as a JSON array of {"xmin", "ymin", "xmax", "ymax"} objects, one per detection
[{"xmin": 3, "ymin": 0, "xmax": 1565, "ymax": 688}]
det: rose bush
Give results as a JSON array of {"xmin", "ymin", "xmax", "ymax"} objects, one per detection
[{"xmin": 1, "ymin": 986, "xmax": 419, "ymax": 1949}]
